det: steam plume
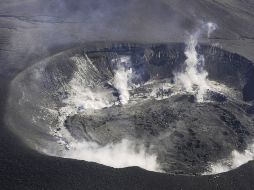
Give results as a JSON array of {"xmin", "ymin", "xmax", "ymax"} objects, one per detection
[
  {"xmin": 174, "ymin": 22, "xmax": 217, "ymax": 102},
  {"xmin": 113, "ymin": 56, "xmax": 133, "ymax": 105}
]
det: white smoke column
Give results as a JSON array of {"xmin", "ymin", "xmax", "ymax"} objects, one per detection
[
  {"xmin": 64, "ymin": 139, "xmax": 161, "ymax": 172},
  {"xmin": 113, "ymin": 56, "xmax": 133, "ymax": 105},
  {"xmin": 174, "ymin": 22, "xmax": 217, "ymax": 102},
  {"xmin": 205, "ymin": 143, "xmax": 254, "ymax": 174},
  {"xmin": 175, "ymin": 34, "xmax": 209, "ymax": 102}
]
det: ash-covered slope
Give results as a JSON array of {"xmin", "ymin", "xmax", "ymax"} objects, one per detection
[
  {"xmin": 1, "ymin": 0, "xmax": 254, "ymax": 76},
  {"xmin": 0, "ymin": 75, "xmax": 254, "ymax": 190}
]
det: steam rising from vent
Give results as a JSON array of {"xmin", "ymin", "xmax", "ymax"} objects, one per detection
[
  {"xmin": 64, "ymin": 139, "xmax": 161, "ymax": 172},
  {"xmin": 205, "ymin": 143, "xmax": 254, "ymax": 174},
  {"xmin": 206, "ymin": 22, "xmax": 217, "ymax": 38},
  {"xmin": 174, "ymin": 22, "xmax": 217, "ymax": 102},
  {"xmin": 113, "ymin": 56, "xmax": 133, "ymax": 105},
  {"xmin": 63, "ymin": 55, "xmax": 114, "ymax": 111},
  {"xmin": 174, "ymin": 34, "xmax": 209, "ymax": 102}
]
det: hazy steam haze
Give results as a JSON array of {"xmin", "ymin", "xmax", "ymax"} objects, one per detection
[
  {"xmin": 64, "ymin": 139, "xmax": 161, "ymax": 172},
  {"xmin": 204, "ymin": 143, "xmax": 254, "ymax": 174}
]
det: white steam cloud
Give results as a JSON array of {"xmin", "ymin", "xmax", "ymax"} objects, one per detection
[
  {"xmin": 113, "ymin": 56, "xmax": 133, "ymax": 105},
  {"xmin": 205, "ymin": 143, "xmax": 254, "ymax": 174},
  {"xmin": 174, "ymin": 22, "xmax": 217, "ymax": 102}
]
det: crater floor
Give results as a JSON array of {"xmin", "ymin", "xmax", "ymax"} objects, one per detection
[{"xmin": 66, "ymin": 89, "xmax": 254, "ymax": 174}]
